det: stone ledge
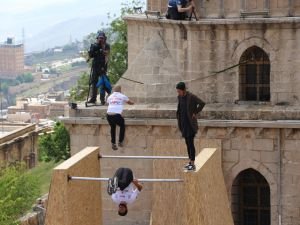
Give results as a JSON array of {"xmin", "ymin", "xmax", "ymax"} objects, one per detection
[
  {"xmin": 60, "ymin": 117, "xmax": 300, "ymax": 129},
  {"xmin": 65, "ymin": 103, "xmax": 300, "ymax": 121},
  {"xmin": 124, "ymin": 14, "xmax": 300, "ymax": 26}
]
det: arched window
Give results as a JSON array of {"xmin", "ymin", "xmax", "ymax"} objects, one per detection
[
  {"xmin": 239, "ymin": 46, "xmax": 270, "ymax": 101},
  {"xmin": 231, "ymin": 168, "xmax": 270, "ymax": 225}
]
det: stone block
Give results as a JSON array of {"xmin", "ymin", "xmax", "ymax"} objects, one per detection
[
  {"xmin": 263, "ymin": 162, "xmax": 278, "ymax": 173},
  {"xmin": 262, "ymin": 128, "xmax": 277, "ymax": 139},
  {"xmin": 222, "ymin": 139, "xmax": 231, "ymax": 150},
  {"xmin": 240, "ymin": 150, "xmax": 260, "ymax": 161},
  {"xmin": 222, "ymin": 162, "xmax": 236, "ymax": 173},
  {"xmin": 207, "ymin": 127, "xmax": 227, "ymax": 138},
  {"xmin": 284, "ymin": 140, "xmax": 300, "ymax": 151},
  {"xmin": 223, "ymin": 149, "xmax": 239, "ymax": 162},
  {"xmin": 284, "ymin": 162, "xmax": 300, "ymax": 176},
  {"xmin": 260, "ymin": 151, "xmax": 278, "ymax": 163},
  {"xmin": 284, "ymin": 151, "xmax": 300, "ymax": 162},
  {"xmin": 102, "ymin": 210, "xmax": 150, "ymax": 225},
  {"xmin": 188, "ymin": 30, "xmax": 206, "ymax": 41},
  {"xmin": 252, "ymin": 139, "xmax": 274, "ymax": 151},
  {"xmin": 124, "ymin": 135, "xmax": 147, "ymax": 148},
  {"xmin": 231, "ymin": 138, "xmax": 253, "ymax": 150},
  {"xmin": 87, "ymin": 135, "xmax": 100, "ymax": 146},
  {"xmin": 281, "ymin": 206, "xmax": 300, "ymax": 218}
]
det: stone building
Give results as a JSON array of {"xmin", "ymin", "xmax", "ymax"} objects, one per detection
[
  {"xmin": 0, "ymin": 123, "xmax": 39, "ymax": 168},
  {"xmin": 0, "ymin": 38, "xmax": 24, "ymax": 78},
  {"xmin": 60, "ymin": 1, "xmax": 300, "ymax": 225}
]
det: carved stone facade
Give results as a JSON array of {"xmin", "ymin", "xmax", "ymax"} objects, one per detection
[
  {"xmin": 60, "ymin": 116, "xmax": 300, "ymax": 225},
  {"xmin": 60, "ymin": 1, "xmax": 300, "ymax": 225},
  {"xmin": 147, "ymin": 0, "xmax": 300, "ymax": 18}
]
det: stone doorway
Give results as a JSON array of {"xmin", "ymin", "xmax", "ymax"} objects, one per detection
[{"xmin": 231, "ymin": 168, "xmax": 271, "ymax": 225}]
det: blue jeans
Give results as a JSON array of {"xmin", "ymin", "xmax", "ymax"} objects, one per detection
[{"xmin": 96, "ymin": 74, "xmax": 112, "ymax": 95}]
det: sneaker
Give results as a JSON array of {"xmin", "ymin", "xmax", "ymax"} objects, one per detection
[
  {"xmin": 112, "ymin": 143, "xmax": 118, "ymax": 150},
  {"xmin": 183, "ymin": 162, "xmax": 191, "ymax": 169},
  {"xmin": 184, "ymin": 164, "xmax": 196, "ymax": 172},
  {"xmin": 118, "ymin": 142, "xmax": 124, "ymax": 147},
  {"xmin": 107, "ymin": 178, "xmax": 113, "ymax": 195},
  {"xmin": 107, "ymin": 176, "xmax": 118, "ymax": 195}
]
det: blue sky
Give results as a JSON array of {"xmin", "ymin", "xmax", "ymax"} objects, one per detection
[{"xmin": 0, "ymin": 0, "xmax": 143, "ymax": 42}]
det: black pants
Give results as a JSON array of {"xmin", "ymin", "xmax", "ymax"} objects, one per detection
[
  {"xmin": 106, "ymin": 114, "xmax": 125, "ymax": 144},
  {"xmin": 184, "ymin": 136, "xmax": 195, "ymax": 161},
  {"xmin": 167, "ymin": 7, "xmax": 187, "ymax": 20},
  {"xmin": 114, "ymin": 168, "xmax": 133, "ymax": 191}
]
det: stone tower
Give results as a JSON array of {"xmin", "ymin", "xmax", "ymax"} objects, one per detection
[{"xmin": 63, "ymin": 1, "xmax": 300, "ymax": 225}]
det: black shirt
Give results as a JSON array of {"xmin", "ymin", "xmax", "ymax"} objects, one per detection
[
  {"xmin": 179, "ymin": 95, "xmax": 195, "ymax": 137},
  {"xmin": 89, "ymin": 43, "xmax": 110, "ymax": 68}
]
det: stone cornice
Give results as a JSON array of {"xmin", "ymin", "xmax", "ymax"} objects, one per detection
[
  {"xmin": 60, "ymin": 117, "xmax": 300, "ymax": 129},
  {"xmin": 124, "ymin": 14, "xmax": 300, "ymax": 27}
]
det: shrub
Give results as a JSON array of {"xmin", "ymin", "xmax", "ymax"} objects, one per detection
[
  {"xmin": 38, "ymin": 122, "xmax": 70, "ymax": 162},
  {"xmin": 0, "ymin": 164, "xmax": 40, "ymax": 225}
]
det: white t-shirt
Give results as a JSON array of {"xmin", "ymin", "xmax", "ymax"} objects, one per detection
[
  {"xmin": 107, "ymin": 92, "xmax": 129, "ymax": 114},
  {"xmin": 111, "ymin": 183, "xmax": 140, "ymax": 205}
]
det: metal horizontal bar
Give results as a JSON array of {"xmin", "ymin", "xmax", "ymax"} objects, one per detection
[
  {"xmin": 99, "ymin": 155, "xmax": 188, "ymax": 160},
  {"xmin": 68, "ymin": 176, "xmax": 183, "ymax": 182}
]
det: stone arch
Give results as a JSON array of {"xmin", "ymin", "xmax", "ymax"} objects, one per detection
[
  {"xmin": 232, "ymin": 168, "xmax": 270, "ymax": 224},
  {"xmin": 225, "ymin": 160, "xmax": 278, "ymax": 225},
  {"xmin": 232, "ymin": 37, "xmax": 276, "ymax": 63},
  {"xmin": 231, "ymin": 37, "xmax": 277, "ymax": 103},
  {"xmin": 239, "ymin": 46, "xmax": 270, "ymax": 101}
]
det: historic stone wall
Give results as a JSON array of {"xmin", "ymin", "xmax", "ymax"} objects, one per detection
[
  {"xmin": 123, "ymin": 17, "xmax": 300, "ymax": 106},
  {"xmin": 0, "ymin": 124, "xmax": 38, "ymax": 168},
  {"xmin": 152, "ymin": 148, "xmax": 234, "ymax": 225},
  {"xmin": 62, "ymin": 118, "xmax": 300, "ymax": 225},
  {"xmin": 146, "ymin": 0, "xmax": 300, "ymax": 17}
]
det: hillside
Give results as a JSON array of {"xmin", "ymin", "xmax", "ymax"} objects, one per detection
[{"xmin": 26, "ymin": 15, "xmax": 108, "ymax": 53}]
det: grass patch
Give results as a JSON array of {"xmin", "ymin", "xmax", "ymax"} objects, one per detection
[{"xmin": 27, "ymin": 161, "xmax": 60, "ymax": 194}]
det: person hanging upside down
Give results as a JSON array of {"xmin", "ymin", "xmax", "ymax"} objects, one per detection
[{"xmin": 107, "ymin": 168, "xmax": 143, "ymax": 216}]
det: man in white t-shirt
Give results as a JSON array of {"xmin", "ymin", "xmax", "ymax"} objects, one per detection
[
  {"xmin": 106, "ymin": 85, "xmax": 134, "ymax": 150},
  {"xmin": 108, "ymin": 168, "xmax": 143, "ymax": 216}
]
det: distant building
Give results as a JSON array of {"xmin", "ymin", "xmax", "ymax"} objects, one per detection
[
  {"xmin": 7, "ymin": 97, "xmax": 68, "ymax": 120},
  {"xmin": 0, "ymin": 37, "xmax": 24, "ymax": 79},
  {"xmin": 0, "ymin": 123, "xmax": 38, "ymax": 168}
]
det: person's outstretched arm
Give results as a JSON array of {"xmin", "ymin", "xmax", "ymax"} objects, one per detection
[
  {"xmin": 127, "ymin": 99, "xmax": 134, "ymax": 105},
  {"xmin": 132, "ymin": 179, "xmax": 143, "ymax": 191},
  {"xmin": 177, "ymin": 0, "xmax": 194, "ymax": 12}
]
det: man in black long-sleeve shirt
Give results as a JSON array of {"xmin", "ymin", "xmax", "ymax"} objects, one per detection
[
  {"xmin": 176, "ymin": 82, "xmax": 205, "ymax": 171},
  {"xmin": 87, "ymin": 31, "xmax": 111, "ymax": 105}
]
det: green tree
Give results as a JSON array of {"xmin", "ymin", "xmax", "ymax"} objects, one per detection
[
  {"xmin": 69, "ymin": 72, "xmax": 89, "ymax": 102},
  {"xmin": 106, "ymin": 0, "xmax": 144, "ymax": 83},
  {"xmin": 22, "ymin": 73, "xmax": 34, "ymax": 83},
  {"xmin": 16, "ymin": 73, "xmax": 34, "ymax": 84},
  {"xmin": 0, "ymin": 82, "xmax": 9, "ymax": 95},
  {"xmin": 38, "ymin": 122, "xmax": 70, "ymax": 162},
  {"xmin": 0, "ymin": 164, "xmax": 40, "ymax": 225}
]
